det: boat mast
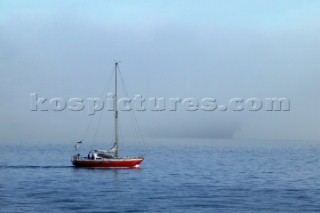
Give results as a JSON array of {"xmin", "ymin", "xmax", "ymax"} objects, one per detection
[{"xmin": 114, "ymin": 62, "xmax": 119, "ymax": 157}]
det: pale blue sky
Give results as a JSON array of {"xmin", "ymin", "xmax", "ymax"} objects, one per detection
[{"xmin": 1, "ymin": 0, "xmax": 319, "ymax": 144}]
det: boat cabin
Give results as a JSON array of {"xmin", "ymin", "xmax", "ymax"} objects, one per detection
[{"xmin": 87, "ymin": 151, "xmax": 115, "ymax": 160}]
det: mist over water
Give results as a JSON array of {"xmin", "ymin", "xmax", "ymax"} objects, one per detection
[
  {"xmin": 1, "ymin": 1, "xmax": 320, "ymax": 144},
  {"xmin": 1, "ymin": 1, "xmax": 320, "ymax": 212}
]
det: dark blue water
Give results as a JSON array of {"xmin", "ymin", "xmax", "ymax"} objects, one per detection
[{"xmin": 1, "ymin": 139, "xmax": 320, "ymax": 212}]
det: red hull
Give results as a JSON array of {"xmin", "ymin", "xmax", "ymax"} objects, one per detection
[{"xmin": 72, "ymin": 158, "xmax": 144, "ymax": 168}]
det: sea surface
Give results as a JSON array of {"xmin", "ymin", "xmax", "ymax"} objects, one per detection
[{"xmin": 1, "ymin": 138, "xmax": 320, "ymax": 212}]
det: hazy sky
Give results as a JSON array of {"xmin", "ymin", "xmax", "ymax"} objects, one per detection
[{"xmin": 1, "ymin": 0, "xmax": 319, "ymax": 144}]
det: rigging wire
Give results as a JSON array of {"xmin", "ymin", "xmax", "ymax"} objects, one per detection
[
  {"xmin": 91, "ymin": 107, "xmax": 105, "ymax": 148},
  {"xmin": 81, "ymin": 66, "xmax": 114, "ymax": 147},
  {"xmin": 118, "ymin": 123, "xmax": 127, "ymax": 156},
  {"xmin": 118, "ymin": 67, "xmax": 147, "ymax": 155},
  {"xmin": 80, "ymin": 63, "xmax": 146, "ymax": 156},
  {"xmin": 90, "ymin": 68, "xmax": 115, "ymax": 148}
]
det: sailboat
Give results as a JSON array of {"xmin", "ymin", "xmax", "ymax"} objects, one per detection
[{"xmin": 71, "ymin": 62, "xmax": 144, "ymax": 168}]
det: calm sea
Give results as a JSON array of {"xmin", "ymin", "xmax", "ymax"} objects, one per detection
[{"xmin": 0, "ymin": 139, "xmax": 320, "ymax": 212}]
